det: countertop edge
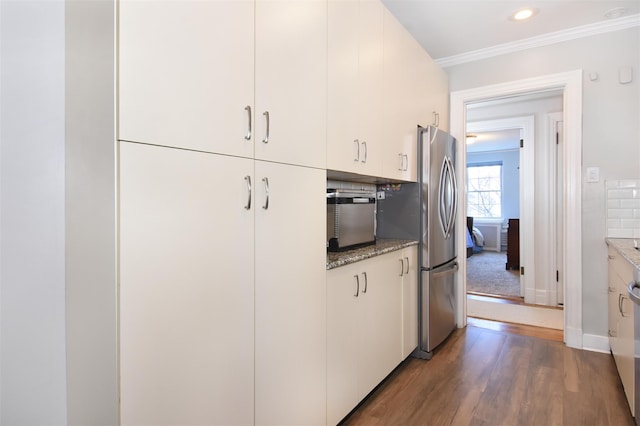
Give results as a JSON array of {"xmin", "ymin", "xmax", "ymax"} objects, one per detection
[
  {"xmin": 606, "ymin": 238, "xmax": 640, "ymax": 271},
  {"xmin": 326, "ymin": 239, "xmax": 419, "ymax": 270}
]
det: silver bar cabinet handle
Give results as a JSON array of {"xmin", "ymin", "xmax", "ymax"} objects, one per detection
[
  {"xmin": 399, "ymin": 259, "xmax": 404, "ymax": 276},
  {"xmin": 398, "ymin": 154, "xmax": 403, "ymax": 171},
  {"xmin": 403, "ymin": 154, "xmax": 408, "ymax": 171},
  {"xmin": 361, "ymin": 141, "xmax": 367, "ymax": 163},
  {"xmin": 244, "ymin": 105, "xmax": 252, "ymax": 141},
  {"xmin": 354, "ymin": 275, "xmax": 360, "ymax": 297},
  {"xmin": 244, "ymin": 176, "xmax": 252, "ymax": 210},
  {"xmin": 404, "ymin": 257, "xmax": 409, "ymax": 274},
  {"xmin": 262, "ymin": 177, "xmax": 269, "ymax": 210},
  {"xmin": 262, "ymin": 111, "xmax": 270, "ymax": 144},
  {"xmin": 354, "ymin": 139, "xmax": 360, "ymax": 162},
  {"xmin": 362, "ymin": 272, "xmax": 368, "ymax": 293}
]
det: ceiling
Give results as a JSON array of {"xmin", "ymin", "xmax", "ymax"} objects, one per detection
[{"xmin": 381, "ymin": 0, "xmax": 640, "ymax": 61}]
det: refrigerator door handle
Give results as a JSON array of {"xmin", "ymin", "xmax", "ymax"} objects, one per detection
[
  {"xmin": 445, "ymin": 156, "xmax": 458, "ymax": 239},
  {"xmin": 430, "ymin": 262, "xmax": 459, "ymax": 280},
  {"xmin": 437, "ymin": 157, "xmax": 448, "ymax": 237}
]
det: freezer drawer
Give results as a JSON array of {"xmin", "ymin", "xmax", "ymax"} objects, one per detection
[{"xmin": 418, "ymin": 261, "xmax": 457, "ymax": 356}]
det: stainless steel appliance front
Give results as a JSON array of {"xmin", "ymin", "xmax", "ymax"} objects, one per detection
[{"xmin": 327, "ymin": 189, "xmax": 376, "ymax": 252}]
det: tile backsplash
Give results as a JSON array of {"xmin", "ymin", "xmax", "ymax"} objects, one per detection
[{"xmin": 606, "ymin": 179, "xmax": 640, "ymax": 238}]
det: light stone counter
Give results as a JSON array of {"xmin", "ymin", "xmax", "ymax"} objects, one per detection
[
  {"xmin": 326, "ymin": 238, "xmax": 418, "ymax": 270},
  {"xmin": 606, "ymin": 238, "xmax": 640, "ymax": 271}
]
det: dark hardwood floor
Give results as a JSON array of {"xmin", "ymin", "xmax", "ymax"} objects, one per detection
[{"xmin": 342, "ymin": 320, "xmax": 634, "ymax": 426}]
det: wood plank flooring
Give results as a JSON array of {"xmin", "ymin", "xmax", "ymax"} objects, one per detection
[{"xmin": 342, "ymin": 321, "xmax": 634, "ymax": 426}]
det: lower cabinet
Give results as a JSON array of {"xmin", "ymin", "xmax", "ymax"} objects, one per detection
[
  {"xmin": 608, "ymin": 246, "xmax": 635, "ymax": 415},
  {"xmin": 327, "ymin": 248, "xmax": 417, "ymax": 425},
  {"xmin": 119, "ymin": 142, "xmax": 326, "ymax": 425},
  {"xmin": 401, "ymin": 246, "xmax": 419, "ymax": 358}
]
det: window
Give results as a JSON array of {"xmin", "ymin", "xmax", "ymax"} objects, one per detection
[{"xmin": 467, "ymin": 162, "xmax": 502, "ymax": 218}]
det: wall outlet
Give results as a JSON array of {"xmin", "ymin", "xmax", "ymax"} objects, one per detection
[{"xmin": 376, "ymin": 191, "xmax": 385, "ymax": 200}]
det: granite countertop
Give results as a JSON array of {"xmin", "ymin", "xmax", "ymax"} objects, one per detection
[
  {"xmin": 326, "ymin": 238, "xmax": 419, "ymax": 270},
  {"xmin": 606, "ymin": 238, "xmax": 640, "ymax": 270}
]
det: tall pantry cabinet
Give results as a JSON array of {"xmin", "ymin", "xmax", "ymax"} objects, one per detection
[{"xmin": 118, "ymin": 1, "xmax": 327, "ymax": 425}]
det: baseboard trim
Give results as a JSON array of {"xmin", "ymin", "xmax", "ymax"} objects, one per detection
[{"xmin": 582, "ymin": 333, "xmax": 611, "ymax": 353}]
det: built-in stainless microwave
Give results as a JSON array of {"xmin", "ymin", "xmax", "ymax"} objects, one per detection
[{"xmin": 326, "ymin": 189, "xmax": 376, "ymax": 252}]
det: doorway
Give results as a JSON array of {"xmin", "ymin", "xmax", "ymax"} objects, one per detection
[
  {"xmin": 465, "ymin": 128, "xmax": 523, "ymax": 301},
  {"xmin": 451, "ymin": 70, "xmax": 583, "ymax": 348},
  {"xmin": 463, "ymin": 113, "xmax": 537, "ymax": 303}
]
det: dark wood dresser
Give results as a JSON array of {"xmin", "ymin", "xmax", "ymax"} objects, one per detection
[{"xmin": 506, "ymin": 218, "xmax": 520, "ymax": 270}]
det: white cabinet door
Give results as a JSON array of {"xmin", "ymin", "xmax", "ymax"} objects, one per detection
[
  {"xmin": 254, "ymin": 161, "xmax": 326, "ymax": 425},
  {"xmin": 119, "ymin": 142, "xmax": 254, "ymax": 425},
  {"xmin": 401, "ymin": 246, "xmax": 418, "ymax": 358},
  {"xmin": 356, "ymin": 0, "xmax": 384, "ymax": 176},
  {"xmin": 327, "ymin": 251, "xmax": 405, "ymax": 425},
  {"xmin": 381, "ymin": 8, "xmax": 416, "ymax": 182},
  {"xmin": 327, "ymin": 0, "xmax": 383, "ymax": 176},
  {"xmin": 327, "ymin": 263, "xmax": 363, "ymax": 426},
  {"xmin": 254, "ymin": 0, "xmax": 327, "ymax": 169},
  {"xmin": 327, "ymin": 0, "xmax": 359, "ymax": 174},
  {"xmin": 608, "ymin": 247, "xmax": 635, "ymax": 415},
  {"xmin": 360, "ymin": 252, "xmax": 403, "ymax": 395},
  {"xmin": 118, "ymin": 1, "xmax": 254, "ymax": 158}
]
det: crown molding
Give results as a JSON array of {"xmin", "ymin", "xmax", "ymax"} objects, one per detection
[{"xmin": 436, "ymin": 13, "xmax": 640, "ymax": 68}]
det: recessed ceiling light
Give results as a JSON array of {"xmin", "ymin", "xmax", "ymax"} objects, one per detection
[{"xmin": 510, "ymin": 8, "xmax": 538, "ymax": 21}]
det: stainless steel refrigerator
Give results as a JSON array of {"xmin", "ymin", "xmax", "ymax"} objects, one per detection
[{"xmin": 377, "ymin": 125, "xmax": 458, "ymax": 359}]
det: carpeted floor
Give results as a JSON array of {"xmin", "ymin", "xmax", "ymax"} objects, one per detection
[{"xmin": 466, "ymin": 251, "xmax": 521, "ymax": 298}]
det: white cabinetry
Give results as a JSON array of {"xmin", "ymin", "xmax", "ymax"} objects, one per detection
[
  {"xmin": 326, "ymin": 251, "xmax": 404, "ymax": 425},
  {"xmin": 254, "ymin": 0, "xmax": 327, "ymax": 168},
  {"xmin": 254, "ymin": 161, "xmax": 326, "ymax": 425},
  {"xmin": 119, "ymin": 142, "xmax": 255, "ymax": 425},
  {"xmin": 119, "ymin": 142, "xmax": 326, "ymax": 425},
  {"xmin": 608, "ymin": 246, "xmax": 635, "ymax": 415},
  {"xmin": 119, "ymin": 0, "xmax": 326, "ymax": 169},
  {"xmin": 400, "ymin": 246, "xmax": 419, "ymax": 358},
  {"xmin": 381, "ymin": 8, "xmax": 449, "ymax": 182},
  {"xmin": 118, "ymin": 1, "xmax": 255, "ymax": 158},
  {"xmin": 327, "ymin": 0, "xmax": 383, "ymax": 176}
]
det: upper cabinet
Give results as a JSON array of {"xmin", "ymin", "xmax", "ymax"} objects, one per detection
[
  {"xmin": 254, "ymin": 0, "xmax": 327, "ymax": 169},
  {"xmin": 327, "ymin": 2, "xmax": 449, "ymax": 182},
  {"xmin": 119, "ymin": 0, "xmax": 327, "ymax": 169},
  {"xmin": 380, "ymin": 8, "xmax": 449, "ymax": 182},
  {"xmin": 327, "ymin": 0, "xmax": 384, "ymax": 176},
  {"xmin": 118, "ymin": 1, "xmax": 255, "ymax": 159}
]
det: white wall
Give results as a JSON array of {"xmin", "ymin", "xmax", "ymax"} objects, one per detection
[
  {"xmin": 1, "ymin": 1, "xmax": 68, "ymax": 423},
  {"xmin": 447, "ymin": 27, "xmax": 640, "ymax": 337}
]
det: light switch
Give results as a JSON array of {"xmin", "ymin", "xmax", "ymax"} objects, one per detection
[{"xmin": 586, "ymin": 166, "xmax": 600, "ymax": 183}]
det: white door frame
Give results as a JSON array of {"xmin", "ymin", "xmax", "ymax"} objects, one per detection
[
  {"xmin": 452, "ymin": 70, "xmax": 583, "ymax": 349},
  {"xmin": 466, "ymin": 116, "xmax": 535, "ymax": 302}
]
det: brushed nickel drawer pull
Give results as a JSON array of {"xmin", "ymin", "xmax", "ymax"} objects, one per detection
[
  {"xmin": 244, "ymin": 176, "xmax": 252, "ymax": 210},
  {"xmin": 262, "ymin": 111, "xmax": 270, "ymax": 144},
  {"xmin": 244, "ymin": 105, "xmax": 252, "ymax": 141},
  {"xmin": 262, "ymin": 177, "xmax": 269, "ymax": 210}
]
